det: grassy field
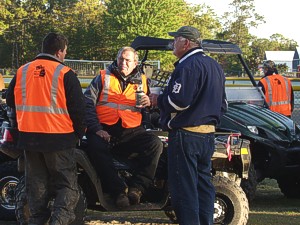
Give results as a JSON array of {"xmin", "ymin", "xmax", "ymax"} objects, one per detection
[{"xmin": 248, "ymin": 178, "xmax": 300, "ymax": 225}]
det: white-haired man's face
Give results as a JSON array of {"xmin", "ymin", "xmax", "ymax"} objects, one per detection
[{"xmin": 117, "ymin": 50, "xmax": 138, "ymax": 76}]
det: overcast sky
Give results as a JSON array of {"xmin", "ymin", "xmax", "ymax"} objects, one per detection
[{"xmin": 186, "ymin": 0, "xmax": 300, "ymax": 45}]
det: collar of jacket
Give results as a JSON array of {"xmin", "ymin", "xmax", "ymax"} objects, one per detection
[
  {"xmin": 35, "ymin": 53, "xmax": 64, "ymax": 64},
  {"xmin": 173, "ymin": 47, "xmax": 204, "ymax": 66},
  {"xmin": 263, "ymin": 73, "xmax": 279, "ymax": 78}
]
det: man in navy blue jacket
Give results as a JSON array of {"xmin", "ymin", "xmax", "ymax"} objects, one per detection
[{"xmin": 155, "ymin": 26, "xmax": 227, "ymax": 225}]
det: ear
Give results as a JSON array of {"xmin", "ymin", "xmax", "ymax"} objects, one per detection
[
  {"xmin": 55, "ymin": 49, "xmax": 62, "ymax": 58},
  {"xmin": 184, "ymin": 39, "xmax": 190, "ymax": 47}
]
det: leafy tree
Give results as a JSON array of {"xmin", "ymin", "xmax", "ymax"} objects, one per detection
[
  {"xmin": 248, "ymin": 37, "xmax": 270, "ymax": 74},
  {"xmin": 102, "ymin": 0, "xmax": 222, "ymax": 70},
  {"xmin": 216, "ymin": 0, "xmax": 265, "ymax": 76},
  {"xmin": 268, "ymin": 34, "xmax": 298, "ymax": 50},
  {"xmin": 0, "ymin": 0, "xmax": 29, "ymax": 67},
  {"xmin": 220, "ymin": 0, "xmax": 264, "ymax": 47},
  {"xmin": 0, "ymin": 0, "xmax": 61, "ymax": 67},
  {"xmin": 187, "ymin": 3, "xmax": 222, "ymax": 40},
  {"xmin": 62, "ymin": 0, "xmax": 106, "ymax": 61},
  {"xmin": 277, "ymin": 63, "xmax": 289, "ymax": 74},
  {"xmin": 102, "ymin": 0, "xmax": 193, "ymax": 69},
  {"xmin": 0, "ymin": 1, "xmax": 12, "ymax": 36}
]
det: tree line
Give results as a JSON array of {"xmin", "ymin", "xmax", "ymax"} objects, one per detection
[{"xmin": 0, "ymin": 0, "xmax": 298, "ymax": 74}]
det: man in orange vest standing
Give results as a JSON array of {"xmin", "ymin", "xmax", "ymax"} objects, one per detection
[
  {"xmin": 258, "ymin": 60, "xmax": 294, "ymax": 117},
  {"xmin": 6, "ymin": 32, "xmax": 86, "ymax": 225},
  {"xmin": 84, "ymin": 47, "xmax": 163, "ymax": 208}
]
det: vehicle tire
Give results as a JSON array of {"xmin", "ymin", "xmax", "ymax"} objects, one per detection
[
  {"xmin": 15, "ymin": 176, "xmax": 87, "ymax": 225},
  {"xmin": 0, "ymin": 160, "xmax": 22, "ymax": 221},
  {"xmin": 241, "ymin": 163, "xmax": 258, "ymax": 202},
  {"xmin": 164, "ymin": 176, "xmax": 249, "ymax": 225},
  {"xmin": 277, "ymin": 176, "xmax": 300, "ymax": 198},
  {"xmin": 213, "ymin": 176, "xmax": 249, "ymax": 225},
  {"xmin": 14, "ymin": 176, "xmax": 28, "ymax": 224}
]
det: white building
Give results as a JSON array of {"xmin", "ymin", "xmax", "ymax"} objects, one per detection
[{"xmin": 264, "ymin": 51, "xmax": 296, "ymax": 72}]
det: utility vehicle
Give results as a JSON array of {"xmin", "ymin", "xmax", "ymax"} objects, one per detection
[{"xmin": 131, "ymin": 36, "xmax": 300, "ymax": 201}]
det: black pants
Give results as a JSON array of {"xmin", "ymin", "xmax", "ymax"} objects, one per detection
[
  {"xmin": 25, "ymin": 149, "xmax": 79, "ymax": 225},
  {"xmin": 86, "ymin": 125, "xmax": 163, "ymax": 196}
]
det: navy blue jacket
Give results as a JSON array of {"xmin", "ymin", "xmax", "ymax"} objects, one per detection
[{"xmin": 157, "ymin": 48, "xmax": 227, "ymax": 130}]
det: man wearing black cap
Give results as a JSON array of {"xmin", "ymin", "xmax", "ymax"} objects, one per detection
[{"xmin": 156, "ymin": 26, "xmax": 227, "ymax": 225}]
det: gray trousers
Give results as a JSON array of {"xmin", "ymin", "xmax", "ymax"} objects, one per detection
[{"xmin": 25, "ymin": 148, "xmax": 79, "ymax": 225}]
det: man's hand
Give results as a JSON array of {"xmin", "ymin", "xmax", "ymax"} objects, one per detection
[
  {"xmin": 96, "ymin": 130, "xmax": 111, "ymax": 142},
  {"xmin": 137, "ymin": 94, "xmax": 151, "ymax": 108}
]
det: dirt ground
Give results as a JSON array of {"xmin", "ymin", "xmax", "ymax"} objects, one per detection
[
  {"xmin": 84, "ymin": 210, "xmax": 176, "ymax": 225},
  {"xmin": 0, "ymin": 210, "xmax": 176, "ymax": 225}
]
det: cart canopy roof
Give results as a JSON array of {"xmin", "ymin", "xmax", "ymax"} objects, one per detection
[{"xmin": 130, "ymin": 36, "xmax": 242, "ymax": 54}]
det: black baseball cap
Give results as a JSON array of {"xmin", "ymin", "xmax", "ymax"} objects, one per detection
[{"xmin": 168, "ymin": 26, "xmax": 201, "ymax": 42}]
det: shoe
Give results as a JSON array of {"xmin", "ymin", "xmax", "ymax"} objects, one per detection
[
  {"xmin": 115, "ymin": 192, "xmax": 130, "ymax": 208},
  {"xmin": 128, "ymin": 187, "xmax": 142, "ymax": 205}
]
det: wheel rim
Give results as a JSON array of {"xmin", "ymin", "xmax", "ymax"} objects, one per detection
[
  {"xmin": 0, "ymin": 176, "xmax": 19, "ymax": 210},
  {"xmin": 165, "ymin": 209, "xmax": 177, "ymax": 222},
  {"xmin": 214, "ymin": 195, "xmax": 233, "ymax": 224}
]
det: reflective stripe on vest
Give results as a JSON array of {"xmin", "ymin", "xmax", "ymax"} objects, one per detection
[
  {"xmin": 97, "ymin": 101, "xmax": 141, "ymax": 112},
  {"xmin": 15, "ymin": 60, "xmax": 74, "ymax": 133}
]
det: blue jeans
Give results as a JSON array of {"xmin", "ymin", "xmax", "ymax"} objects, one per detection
[{"xmin": 168, "ymin": 129, "xmax": 215, "ymax": 225}]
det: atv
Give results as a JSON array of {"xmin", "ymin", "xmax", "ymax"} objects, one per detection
[
  {"xmin": 0, "ymin": 95, "xmax": 251, "ymax": 224},
  {"xmin": 131, "ymin": 35, "xmax": 300, "ymax": 201},
  {"xmin": 0, "ymin": 93, "xmax": 22, "ymax": 221}
]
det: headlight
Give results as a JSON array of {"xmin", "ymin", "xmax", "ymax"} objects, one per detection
[{"xmin": 247, "ymin": 126, "xmax": 258, "ymax": 134}]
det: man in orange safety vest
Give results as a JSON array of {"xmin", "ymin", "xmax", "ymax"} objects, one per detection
[
  {"xmin": 6, "ymin": 32, "xmax": 86, "ymax": 225},
  {"xmin": 258, "ymin": 60, "xmax": 294, "ymax": 117}
]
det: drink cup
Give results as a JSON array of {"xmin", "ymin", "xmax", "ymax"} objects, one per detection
[{"xmin": 135, "ymin": 91, "xmax": 145, "ymax": 107}]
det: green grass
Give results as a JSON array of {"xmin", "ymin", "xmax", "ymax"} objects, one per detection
[{"xmin": 248, "ymin": 179, "xmax": 300, "ymax": 225}]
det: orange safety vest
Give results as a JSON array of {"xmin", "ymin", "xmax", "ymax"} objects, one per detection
[
  {"xmin": 96, "ymin": 69, "xmax": 148, "ymax": 128},
  {"xmin": 14, "ymin": 59, "xmax": 74, "ymax": 133},
  {"xmin": 260, "ymin": 74, "xmax": 292, "ymax": 116}
]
